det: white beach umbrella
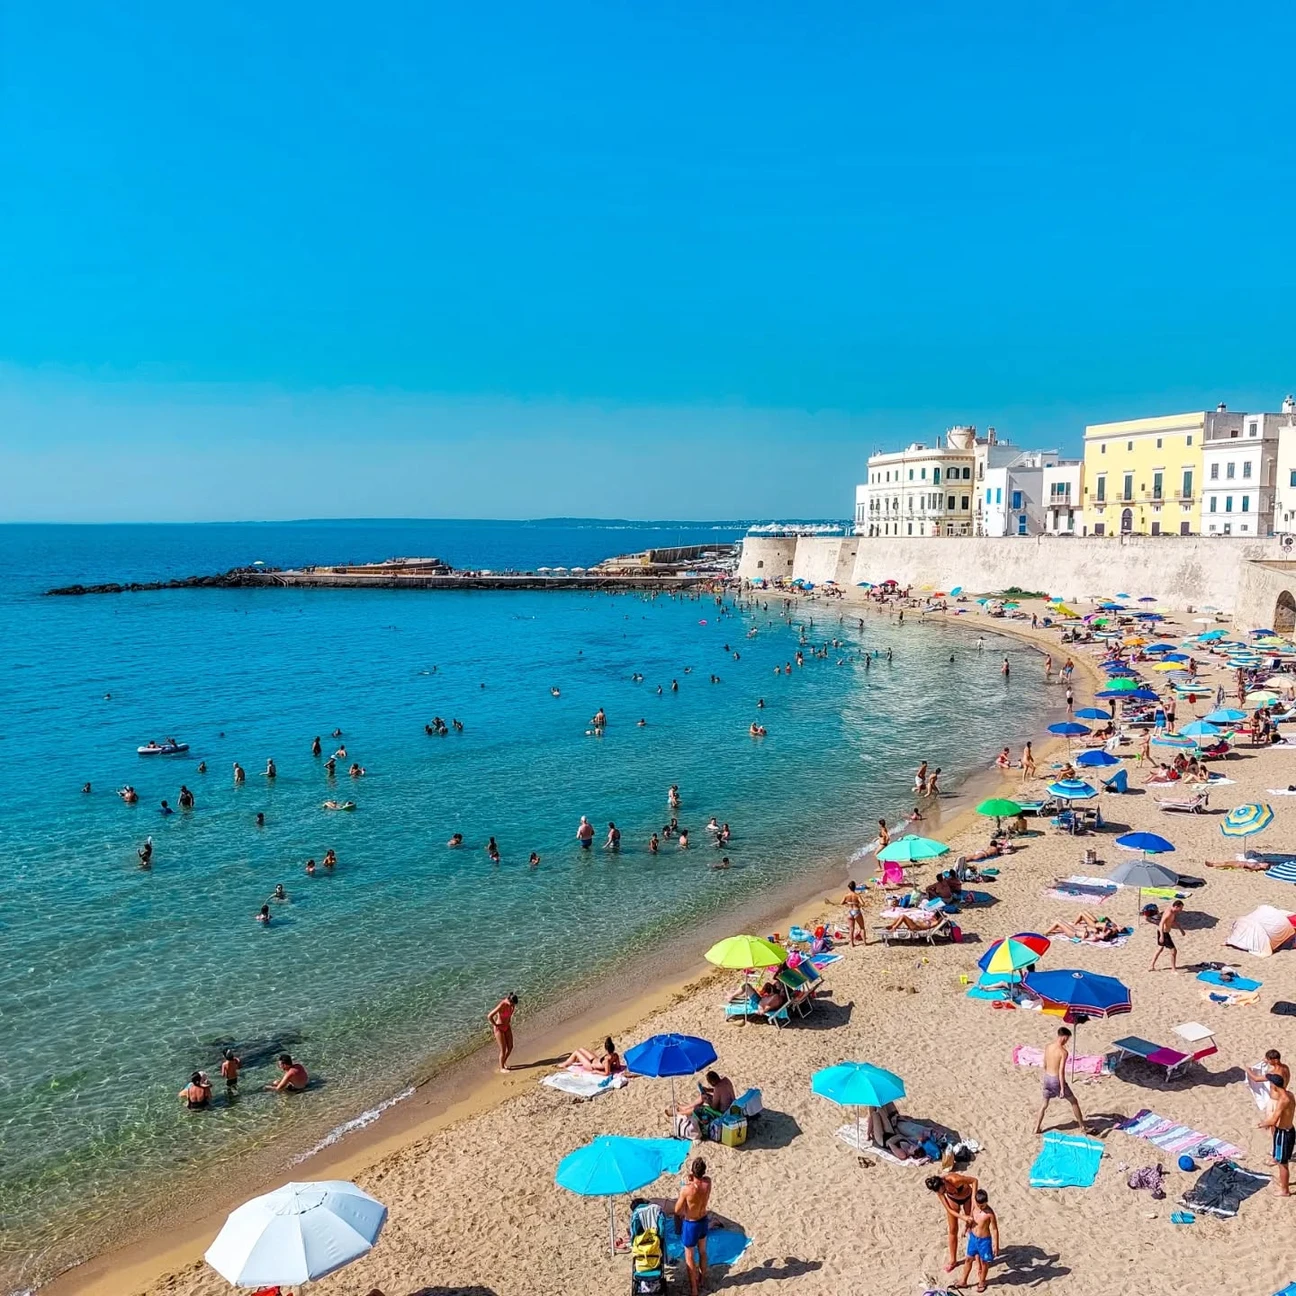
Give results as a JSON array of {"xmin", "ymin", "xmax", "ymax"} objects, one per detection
[{"xmin": 205, "ymin": 1181, "xmax": 387, "ymax": 1287}]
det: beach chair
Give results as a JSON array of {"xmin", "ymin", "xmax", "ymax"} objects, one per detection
[
  {"xmin": 874, "ymin": 913, "xmax": 952, "ymax": 946},
  {"xmin": 776, "ymin": 965, "xmax": 818, "ymax": 1017},
  {"xmin": 1113, "ymin": 1023, "xmax": 1218, "ymax": 1080},
  {"xmin": 1155, "ymin": 791, "xmax": 1209, "ymax": 814},
  {"xmin": 1102, "ymin": 767, "xmax": 1129, "ymax": 793},
  {"xmin": 724, "ymin": 990, "xmax": 792, "ymax": 1029}
]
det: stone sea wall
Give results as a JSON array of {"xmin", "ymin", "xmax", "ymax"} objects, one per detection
[{"xmin": 738, "ymin": 534, "xmax": 1293, "ymax": 615}]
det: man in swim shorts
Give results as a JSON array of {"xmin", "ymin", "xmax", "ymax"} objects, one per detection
[
  {"xmin": 1150, "ymin": 899, "xmax": 1185, "ymax": 972},
  {"xmin": 1260, "ymin": 1073, "xmax": 1296, "ymax": 1196},
  {"xmin": 955, "ymin": 1189, "xmax": 999, "ymax": 1293},
  {"xmin": 672, "ymin": 1157, "xmax": 711, "ymax": 1296},
  {"xmin": 1035, "ymin": 1027, "xmax": 1088, "ymax": 1135}
]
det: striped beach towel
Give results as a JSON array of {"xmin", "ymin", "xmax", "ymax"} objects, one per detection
[{"xmin": 1118, "ymin": 1109, "xmax": 1243, "ymax": 1160}]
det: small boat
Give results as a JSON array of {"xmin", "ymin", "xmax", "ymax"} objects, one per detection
[{"xmin": 137, "ymin": 741, "xmax": 189, "ymax": 756}]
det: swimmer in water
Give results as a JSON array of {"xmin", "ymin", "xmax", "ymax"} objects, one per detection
[
  {"xmin": 551, "ymin": 686, "xmax": 561, "ymax": 697},
  {"xmin": 159, "ymin": 800, "xmax": 173, "ymax": 816},
  {"xmin": 671, "ymin": 679, "xmax": 679, "ymax": 692},
  {"xmin": 452, "ymin": 718, "xmax": 463, "ymax": 732},
  {"xmin": 256, "ymin": 904, "xmax": 271, "ymax": 925},
  {"xmin": 323, "ymin": 849, "xmax": 336, "ymax": 869},
  {"xmin": 233, "ymin": 762, "xmax": 245, "ymax": 783},
  {"xmin": 324, "ymin": 757, "xmax": 336, "ymax": 777},
  {"xmin": 529, "ymin": 851, "xmax": 540, "ymax": 868},
  {"xmin": 348, "ymin": 763, "xmax": 365, "ymax": 777},
  {"xmin": 656, "ymin": 684, "xmax": 663, "ymax": 695},
  {"xmin": 255, "ymin": 812, "xmax": 265, "ymax": 827},
  {"xmin": 637, "ymin": 718, "xmax": 647, "ymax": 726},
  {"xmin": 312, "ymin": 736, "xmax": 322, "ymax": 756},
  {"xmin": 757, "ymin": 697, "xmax": 765, "ymax": 709},
  {"xmin": 137, "ymin": 837, "xmax": 153, "ymax": 868},
  {"xmin": 711, "ymin": 856, "xmax": 732, "ymax": 871},
  {"xmin": 264, "ymin": 759, "xmax": 276, "ymax": 779},
  {"xmin": 270, "ymin": 884, "xmax": 287, "ymax": 900},
  {"xmin": 487, "ymin": 836, "xmax": 501, "ymax": 863},
  {"xmin": 81, "ymin": 782, "xmax": 92, "ymax": 794},
  {"xmin": 447, "ymin": 832, "xmax": 464, "ymax": 847},
  {"xmin": 678, "ymin": 828, "xmax": 690, "ymax": 849},
  {"xmin": 196, "ymin": 761, "xmax": 207, "ymax": 774},
  {"xmin": 305, "ymin": 859, "xmax": 316, "ymax": 875},
  {"xmin": 648, "ymin": 833, "xmax": 659, "ymax": 854},
  {"xmin": 331, "ymin": 728, "xmax": 343, "ymax": 738},
  {"xmin": 178, "ymin": 785, "xmax": 194, "ymax": 809},
  {"xmin": 333, "ymin": 746, "xmax": 347, "ymax": 759}
]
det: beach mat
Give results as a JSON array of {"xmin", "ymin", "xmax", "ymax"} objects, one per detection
[
  {"xmin": 664, "ymin": 1217, "xmax": 750, "ymax": 1267},
  {"xmin": 1029, "ymin": 1131, "xmax": 1104, "ymax": 1188},
  {"xmin": 1181, "ymin": 1160, "xmax": 1270, "ymax": 1218},
  {"xmin": 1117, "ymin": 1109, "xmax": 1243, "ymax": 1160},
  {"xmin": 541, "ymin": 1071, "xmax": 628, "ymax": 1100}
]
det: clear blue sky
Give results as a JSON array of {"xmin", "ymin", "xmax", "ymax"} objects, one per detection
[{"xmin": 2, "ymin": 1, "xmax": 1293, "ymax": 521}]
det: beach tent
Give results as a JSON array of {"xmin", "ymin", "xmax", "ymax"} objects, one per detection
[{"xmin": 1225, "ymin": 906, "xmax": 1296, "ymax": 958}]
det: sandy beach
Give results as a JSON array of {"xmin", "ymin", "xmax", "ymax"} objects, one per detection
[{"xmin": 48, "ymin": 594, "xmax": 1296, "ymax": 1296}]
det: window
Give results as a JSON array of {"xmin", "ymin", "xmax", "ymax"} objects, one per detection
[
  {"xmin": 1243, "ymin": 460, "xmax": 1252, "ymax": 478},
  {"xmin": 1182, "ymin": 470, "xmax": 1193, "ymax": 498},
  {"xmin": 995, "ymin": 487, "xmax": 1002, "ymax": 505},
  {"xmin": 963, "ymin": 467, "xmax": 971, "ymax": 480},
  {"xmin": 1187, "ymin": 435, "xmax": 1193, "ymax": 446},
  {"xmin": 1123, "ymin": 473, "xmax": 1133, "ymax": 500},
  {"xmin": 1101, "ymin": 444, "xmax": 1106, "ymax": 454},
  {"xmin": 1152, "ymin": 472, "xmax": 1163, "ymax": 499},
  {"xmin": 961, "ymin": 496, "xmax": 969, "ymax": 509},
  {"xmin": 1156, "ymin": 438, "xmax": 1163, "ymax": 448},
  {"xmin": 1096, "ymin": 476, "xmax": 1107, "ymax": 502},
  {"xmin": 907, "ymin": 522, "xmax": 912, "ymax": 535},
  {"xmin": 1225, "ymin": 496, "xmax": 1233, "ymax": 512},
  {"xmin": 947, "ymin": 494, "xmax": 955, "ymax": 510},
  {"xmin": 1291, "ymin": 470, "xmax": 1296, "ymax": 488},
  {"xmin": 908, "ymin": 469, "xmax": 914, "ymax": 481},
  {"xmin": 1209, "ymin": 498, "xmax": 1217, "ymax": 512},
  {"xmin": 1066, "ymin": 513, "xmax": 1075, "ymax": 531},
  {"xmin": 1127, "ymin": 441, "xmax": 1133, "ymax": 451},
  {"xmin": 1242, "ymin": 496, "xmax": 1250, "ymax": 512},
  {"xmin": 933, "ymin": 467, "xmax": 941, "ymax": 484},
  {"xmin": 1249, "ymin": 422, "xmax": 1259, "ymax": 437},
  {"xmin": 920, "ymin": 467, "xmax": 927, "ymax": 480},
  {"xmin": 1226, "ymin": 462, "xmax": 1235, "ymax": 480},
  {"xmin": 1017, "ymin": 514, "xmax": 1028, "ymax": 536},
  {"xmin": 1094, "ymin": 522, "xmax": 1106, "ymax": 536},
  {"xmin": 985, "ymin": 488, "xmax": 992, "ymax": 504},
  {"xmin": 1011, "ymin": 489, "xmax": 1022, "ymax": 510},
  {"xmin": 1210, "ymin": 462, "xmax": 1219, "ymax": 480}
]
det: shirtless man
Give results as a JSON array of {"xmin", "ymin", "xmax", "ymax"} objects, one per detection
[
  {"xmin": 672, "ymin": 1157, "xmax": 712, "ymax": 1296},
  {"xmin": 1260, "ymin": 1074, "xmax": 1296, "ymax": 1196},
  {"xmin": 1034, "ymin": 1027, "xmax": 1087, "ymax": 1135},
  {"xmin": 954, "ymin": 1189, "xmax": 1000, "ymax": 1293},
  {"xmin": 266, "ymin": 1053, "xmax": 308, "ymax": 1092},
  {"xmin": 1149, "ymin": 899, "xmax": 1184, "ymax": 972}
]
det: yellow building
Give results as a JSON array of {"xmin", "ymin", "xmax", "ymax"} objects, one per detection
[{"xmin": 1081, "ymin": 412, "xmax": 1206, "ymax": 536}]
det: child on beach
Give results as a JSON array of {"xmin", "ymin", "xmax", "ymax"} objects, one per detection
[{"xmin": 955, "ymin": 1189, "xmax": 1000, "ymax": 1292}]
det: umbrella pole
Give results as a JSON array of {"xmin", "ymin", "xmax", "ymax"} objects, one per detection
[{"xmin": 609, "ymin": 1198, "xmax": 616, "ymax": 1257}]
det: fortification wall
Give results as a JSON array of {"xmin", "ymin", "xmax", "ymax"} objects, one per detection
[{"xmin": 741, "ymin": 534, "xmax": 1289, "ymax": 615}]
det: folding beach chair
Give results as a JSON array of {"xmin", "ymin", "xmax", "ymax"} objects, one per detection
[
  {"xmin": 1155, "ymin": 791, "xmax": 1209, "ymax": 814},
  {"xmin": 1113, "ymin": 1023, "xmax": 1218, "ymax": 1080}
]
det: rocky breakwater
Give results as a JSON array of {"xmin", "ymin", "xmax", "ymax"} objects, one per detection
[{"xmin": 46, "ymin": 567, "xmax": 277, "ymax": 595}]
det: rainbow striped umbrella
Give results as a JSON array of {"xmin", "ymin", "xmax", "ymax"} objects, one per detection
[
  {"xmin": 1221, "ymin": 804, "xmax": 1275, "ymax": 838},
  {"xmin": 979, "ymin": 933, "xmax": 1050, "ymax": 976}
]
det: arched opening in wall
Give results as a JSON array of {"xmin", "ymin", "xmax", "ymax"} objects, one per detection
[
  {"xmin": 1275, "ymin": 590, "xmax": 1296, "ymax": 636},
  {"xmin": 1120, "ymin": 508, "xmax": 1133, "ymax": 534}
]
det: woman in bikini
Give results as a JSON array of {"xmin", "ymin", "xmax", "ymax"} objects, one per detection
[
  {"xmin": 488, "ymin": 993, "xmax": 518, "ymax": 1072},
  {"xmin": 926, "ymin": 1171, "xmax": 979, "ymax": 1272},
  {"xmin": 560, "ymin": 1036, "xmax": 623, "ymax": 1075},
  {"xmin": 842, "ymin": 881, "xmax": 866, "ymax": 947}
]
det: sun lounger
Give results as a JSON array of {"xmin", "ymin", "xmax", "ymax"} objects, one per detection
[
  {"xmin": 1112, "ymin": 1023, "xmax": 1218, "ymax": 1079},
  {"xmin": 874, "ymin": 913, "xmax": 952, "ymax": 945},
  {"xmin": 724, "ymin": 991, "xmax": 792, "ymax": 1029},
  {"xmin": 1156, "ymin": 792, "xmax": 1209, "ymax": 813},
  {"xmin": 776, "ymin": 965, "xmax": 818, "ymax": 1017}
]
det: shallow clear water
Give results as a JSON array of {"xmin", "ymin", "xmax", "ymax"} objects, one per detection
[{"xmin": 0, "ymin": 522, "xmax": 1052, "ymax": 1288}]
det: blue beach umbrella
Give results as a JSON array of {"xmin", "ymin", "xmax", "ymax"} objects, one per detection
[
  {"xmin": 624, "ymin": 1033, "xmax": 718, "ymax": 1117},
  {"xmin": 1128, "ymin": 688, "xmax": 1160, "ymax": 701},
  {"xmin": 1103, "ymin": 664, "xmax": 1139, "ymax": 676},
  {"xmin": 1099, "ymin": 602, "xmax": 1124, "ymax": 611},
  {"xmin": 1205, "ymin": 708, "xmax": 1247, "ymax": 724},
  {"xmin": 1151, "ymin": 733, "xmax": 1197, "ymax": 750},
  {"xmin": 1146, "ymin": 643, "xmax": 1178, "ymax": 653},
  {"xmin": 1075, "ymin": 707, "xmax": 1109, "ymax": 720},
  {"xmin": 812, "ymin": 1062, "xmax": 906, "ymax": 1150},
  {"xmin": 1221, "ymin": 804, "xmax": 1275, "ymax": 838},
  {"xmin": 1022, "ymin": 968, "xmax": 1132, "ymax": 1073},
  {"xmin": 556, "ymin": 1135, "xmax": 688, "ymax": 1253},
  {"xmin": 1250, "ymin": 628, "xmax": 1277, "ymax": 637},
  {"xmin": 1266, "ymin": 859, "xmax": 1296, "ymax": 884},
  {"xmin": 1048, "ymin": 779, "xmax": 1098, "ymax": 801},
  {"xmin": 1179, "ymin": 720, "xmax": 1222, "ymax": 740},
  {"xmin": 950, "ymin": 586, "xmax": 963, "ymax": 596},
  {"xmin": 1115, "ymin": 831, "xmax": 1176, "ymax": 860},
  {"xmin": 1075, "ymin": 749, "xmax": 1120, "ymax": 768},
  {"xmin": 1162, "ymin": 653, "xmax": 1190, "ymax": 663},
  {"xmin": 1198, "ymin": 629, "xmax": 1227, "ymax": 642},
  {"xmin": 1049, "ymin": 722, "xmax": 1091, "ymax": 737}
]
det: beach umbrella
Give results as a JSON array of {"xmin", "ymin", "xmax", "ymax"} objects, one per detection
[
  {"xmin": 204, "ymin": 1181, "xmax": 388, "ymax": 1287},
  {"xmin": 1115, "ymin": 831, "xmax": 1176, "ymax": 860},
  {"xmin": 1151, "ymin": 733, "xmax": 1197, "ymax": 750},
  {"xmin": 1075, "ymin": 707, "xmax": 1109, "ymax": 720},
  {"xmin": 1221, "ymin": 804, "xmax": 1275, "ymax": 838},
  {"xmin": 1250, "ymin": 628, "xmax": 1278, "ymax": 637},
  {"xmin": 1048, "ymin": 722, "xmax": 1091, "ymax": 737},
  {"xmin": 1205, "ymin": 708, "xmax": 1247, "ymax": 724},
  {"xmin": 976, "ymin": 797, "xmax": 1022, "ymax": 831},
  {"xmin": 1099, "ymin": 602, "xmax": 1124, "ymax": 611},
  {"xmin": 1146, "ymin": 643, "xmax": 1178, "ymax": 653},
  {"xmin": 1109, "ymin": 857, "xmax": 1180, "ymax": 909},
  {"xmin": 1152, "ymin": 661, "xmax": 1187, "ymax": 673},
  {"xmin": 1179, "ymin": 720, "xmax": 1221, "ymax": 740},
  {"xmin": 704, "ymin": 934, "xmax": 787, "ymax": 971},
  {"xmin": 1162, "ymin": 652, "xmax": 1190, "ymax": 662},
  {"xmin": 1048, "ymin": 779, "xmax": 1098, "ymax": 801},
  {"xmin": 1138, "ymin": 596, "xmax": 1157, "ymax": 603},
  {"xmin": 1198, "ymin": 629, "xmax": 1227, "ymax": 641},
  {"xmin": 556, "ymin": 1135, "xmax": 685, "ymax": 1254},
  {"xmin": 811, "ymin": 1062, "xmax": 905, "ymax": 1151},
  {"xmin": 1246, "ymin": 691, "xmax": 1280, "ymax": 708},
  {"xmin": 1103, "ymin": 664, "xmax": 1139, "ymax": 676},
  {"xmin": 878, "ymin": 835, "xmax": 950, "ymax": 863},
  {"xmin": 1103, "ymin": 677, "xmax": 1139, "ymax": 692},
  {"xmin": 1128, "ymin": 688, "xmax": 1160, "ymax": 702},
  {"xmin": 979, "ymin": 933, "xmax": 1050, "ymax": 977},
  {"xmin": 950, "ymin": 586, "xmax": 963, "ymax": 595},
  {"xmin": 624, "ymin": 1033, "xmax": 718, "ymax": 1118},
  {"xmin": 1075, "ymin": 749, "xmax": 1120, "ymax": 768},
  {"xmin": 1023, "ymin": 969, "xmax": 1132, "ymax": 1078}
]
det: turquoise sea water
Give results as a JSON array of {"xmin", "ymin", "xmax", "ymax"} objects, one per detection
[{"xmin": 0, "ymin": 522, "xmax": 1054, "ymax": 1289}]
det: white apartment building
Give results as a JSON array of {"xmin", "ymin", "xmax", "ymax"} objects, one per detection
[
  {"xmin": 1270, "ymin": 397, "xmax": 1296, "ymax": 533},
  {"xmin": 1201, "ymin": 405, "xmax": 1286, "ymax": 537},
  {"xmin": 854, "ymin": 426, "xmax": 979, "ymax": 537},
  {"xmin": 1043, "ymin": 461, "xmax": 1084, "ymax": 534},
  {"xmin": 981, "ymin": 449, "xmax": 1062, "ymax": 537}
]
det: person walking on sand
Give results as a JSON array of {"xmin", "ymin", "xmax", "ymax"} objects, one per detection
[
  {"xmin": 1150, "ymin": 899, "xmax": 1185, "ymax": 972},
  {"xmin": 954, "ymin": 1189, "xmax": 1000, "ymax": 1293},
  {"xmin": 926, "ymin": 1170, "xmax": 979, "ymax": 1273},
  {"xmin": 673, "ymin": 1157, "xmax": 712, "ymax": 1296},
  {"xmin": 1065, "ymin": 686, "xmax": 1074, "ymax": 714},
  {"xmin": 1035, "ymin": 1027, "xmax": 1088, "ymax": 1134},
  {"xmin": 488, "ymin": 992, "xmax": 518, "ymax": 1072},
  {"xmin": 1260, "ymin": 1073, "xmax": 1296, "ymax": 1195},
  {"xmin": 842, "ymin": 881, "xmax": 866, "ymax": 947}
]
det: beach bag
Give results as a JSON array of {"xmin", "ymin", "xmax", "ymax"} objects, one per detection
[
  {"xmin": 735, "ymin": 1087, "xmax": 763, "ymax": 1118},
  {"xmin": 673, "ymin": 1112, "xmax": 701, "ymax": 1141},
  {"xmin": 631, "ymin": 1227, "xmax": 663, "ymax": 1271},
  {"xmin": 949, "ymin": 924, "xmax": 962, "ymax": 943}
]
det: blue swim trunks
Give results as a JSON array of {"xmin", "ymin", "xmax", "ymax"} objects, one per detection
[
  {"xmin": 967, "ymin": 1233, "xmax": 994, "ymax": 1264},
  {"xmin": 680, "ymin": 1216, "xmax": 709, "ymax": 1248}
]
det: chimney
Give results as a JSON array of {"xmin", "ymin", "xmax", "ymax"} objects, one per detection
[
  {"xmin": 987, "ymin": 426, "xmax": 997, "ymax": 445},
  {"xmin": 1216, "ymin": 402, "xmax": 1227, "ymax": 412},
  {"xmin": 1283, "ymin": 394, "xmax": 1295, "ymax": 415}
]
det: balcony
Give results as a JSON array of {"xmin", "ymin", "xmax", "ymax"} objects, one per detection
[{"xmin": 1173, "ymin": 489, "xmax": 1194, "ymax": 501}]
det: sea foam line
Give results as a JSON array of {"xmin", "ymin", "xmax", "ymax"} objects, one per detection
[{"xmin": 288, "ymin": 1086, "xmax": 416, "ymax": 1165}]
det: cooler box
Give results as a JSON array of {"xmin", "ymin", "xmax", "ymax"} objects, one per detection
[{"xmin": 719, "ymin": 1114, "xmax": 748, "ymax": 1147}]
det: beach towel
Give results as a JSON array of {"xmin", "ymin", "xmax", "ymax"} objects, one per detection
[
  {"xmin": 1046, "ymin": 878, "xmax": 1119, "ymax": 902},
  {"xmin": 1248, "ymin": 1066, "xmax": 1275, "ymax": 1111},
  {"xmin": 1267, "ymin": 789, "xmax": 1296, "ymax": 796},
  {"xmin": 835, "ymin": 1123, "xmax": 932, "ymax": 1164},
  {"xmin": 810, "ymin": 952, "xmax": 842, "ymax": 969},
  {"xmin": 1012, "ymin": 1045, "xmax": 1107, "ymax": 1076},
  {"xmin": 1117, "ymin": 1109, "xmax": 1243, "ymax": 1160},
  {"xmin": 1067, "ymin": 928, "xmax": 1132, "ymax": 949},
  {"xmin": 1181, "ymin": 1161, "xmax": 1270, "ymax": 1218},
  {"xmin": 541, "ymin": 1070, "xmax": 628, "ymax": 1100},
  {"xmin": 1202, "ymin": 988, "xmax": 1260, "ymax": 1007},
  {"xmin": 663, "ymin": 1216, "xmax": 750, "ymax": 1267},
  {"xmin": 1029, "ymin": 1131, "xmax": 1104, "ymax": 1188}
]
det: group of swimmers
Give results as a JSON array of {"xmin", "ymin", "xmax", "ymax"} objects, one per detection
[{"xmin": 179, "ymin": 1051, "xmax": 308, "ymax": 1111}]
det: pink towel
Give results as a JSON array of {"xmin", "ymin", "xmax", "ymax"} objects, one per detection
[{"xmin": 1013, "ymin": 1045, "xmax": 1106, "ymax": 1076}]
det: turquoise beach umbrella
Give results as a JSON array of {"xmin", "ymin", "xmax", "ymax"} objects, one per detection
[
  {"xmin": 1205, "ymin": 708, "xmax": 1247, "ymax": 724},
  {"xmin": 877, "ymin": 836, "xmax": 950, "ymax": 863},
  {"xmin": 1221, "ymin": 804, "xmax": 1275, "ymax": 838},
  {"xmin": 1048, "ymin": 779, "xmax": 1098, "ymax": 801},
  {"xmin": 812, "ymin": 1062, "xmax": 906, "ymax": 1150}
]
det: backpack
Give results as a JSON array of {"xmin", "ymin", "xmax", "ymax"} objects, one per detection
[{"xmin": 632, "ymin": 1227, "xmax": 663, "ymax": 1271}]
